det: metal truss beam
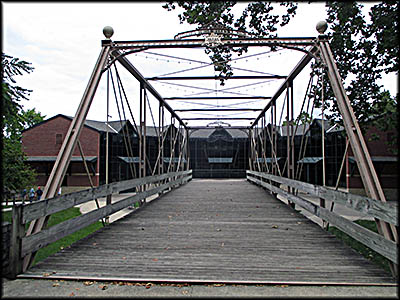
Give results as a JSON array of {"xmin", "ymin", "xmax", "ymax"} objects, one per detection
[
  {"xmin": 175, "ymin": 108, "xmax": 262, "ymax": 112},
  {"xmin": 182, "ymin": 117, "xmax": 254, "ymax": 121},
  {"xmin": 110, "ymin": 50, "xmax": 187, "ymax": 130},
  {"xmin": 146, "ymin": 75, "xmax": 286, "ymax": 81},
  {"xmin": 165, "ymin": 96, "xmax": 271, "ymax": 100},
  {"xmin": 318, "ymin": 38, "xmax": 398, "ymax": 277},
  {"xmin": 251, "ymin": 44, "xmax": 319, "ymax": 128},
  {"xmin": 109, "ymin": 37, "xmax": 316, "ymax": 50},
  {"xmin": 188, "ymin": 126, "xmax": 249, "ymax": 130},
  {"xmin": 23, "ymin": 45, "xmax": 112, "ymax": 271}
]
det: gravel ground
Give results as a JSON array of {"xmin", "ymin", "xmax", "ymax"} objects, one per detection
[{"xmin": 2, "ymin": 278, "xmax": 398, "ymax": 298}]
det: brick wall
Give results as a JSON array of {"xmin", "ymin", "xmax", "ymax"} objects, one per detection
[
  {"xmin": 22, "ymin": 115, "xmax": 101, "ymax": 187},
  {"xmin": 346, "ymin": 124, "xmax": 398, "ymax": 200}
]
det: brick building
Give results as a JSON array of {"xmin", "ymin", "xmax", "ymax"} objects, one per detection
[
  {"xmin": 346, "ymin": 121, "xmax": 398, "ymax": 201},
  {"xmin": 22, "ymin": 115, "xmax": 397, "ymax": 199},
  {"xmin": 22, "ymin": 114, "xmax": 137, "ymax": 193}
]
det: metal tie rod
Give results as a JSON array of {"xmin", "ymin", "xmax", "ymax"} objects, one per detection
[
  {"xmin": 146, "ymin": 75, "xmax": 286, "ymax": 80},
  {"xmin": 165, "ymin": 96, "xmax": 271, "ymax": 100},
  {"xmin": 175, "ymin": 108, "xmax": 262, "ymax": 112}
]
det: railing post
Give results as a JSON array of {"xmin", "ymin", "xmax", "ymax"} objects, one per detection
[{"xmin": 9, "ymin": 204, "xmax": 24, "ymax": 279}]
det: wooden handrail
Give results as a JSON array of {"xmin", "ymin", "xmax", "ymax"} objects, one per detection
[
  {"xmin": 247, "ymin": 170, "xmax": 397, "ymax": 226},
  {"xmin": 9, "ymin": 171, "xmax": 192, "ymax": 278},
  {"xmin": 21, "ymin": 173, "xmax": 191, "ymax": 257},
  {"xmin": 22, "ymin": 170, "xmax": 192, "ymax": 224},
  {"xmin": 246, "ymin": 171, "xmax": 398, "ymax": 264}
]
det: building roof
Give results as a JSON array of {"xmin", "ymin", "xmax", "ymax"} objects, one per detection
[
  {"xmin": 26, "ymin": 156, "xmax": 97, "ymax": 162},
  {"xmin": 189, "ymin": 127, "xmax": 248, "ymax": 139},
  {"xmin": 279, "ymin": 124, "xmax": 310, "ymax": 137},
  {"xmin": 84, "ymin": 119, "xmax": 130, "ymax": 133},
  {"xmin": 22, "ymin": 114, "xmax": 135, "ymax": 135}
]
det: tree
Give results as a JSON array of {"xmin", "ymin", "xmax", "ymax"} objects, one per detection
[
  {"xmin": 163, "ymin": 1, "xmax": 298, "ymax": 84},
  {"xmin": 367, "ymin": 2, "xmax": 399, "ymax": 75},
  {"xmin": 370, "ymin": 91, "xmax": 398, "ymax": 154},
  {"xmin": 310, "ymin": 2, "xmax": 398, "ymax": 132},
  {"xmin": 2, "ymin": 53, "xmax": 45, "ymax": 193}
]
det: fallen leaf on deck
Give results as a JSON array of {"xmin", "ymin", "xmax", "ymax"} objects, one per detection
[
  {"xmin": 272, "ymin": 225, "xmax": 278, "ymax": 229},
  {"xmin": 99, "ymin": 285, "xmax": 108, "ymax": 290},
  {"xmin": 214, "ymin": 284, "xmax": 224, "ymax": 287},
  {"xmin": 69, "ymin": 292, "xmax": 75, "ymax": 296},
  {"xmin": 52, "ymin": 283, "xmax": 60, "ymax": 287},
  {"xmin": 83, "ymin": 281, "xmax": 94, "ymax": 286},
  {"xmin": 152, "ymin": 258, "xmax": 158, "ymax": 262}
]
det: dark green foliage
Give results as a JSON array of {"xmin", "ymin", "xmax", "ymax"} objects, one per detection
[
  {"xmin": 2, "ymin": 53, "xmax": 45, "ymax": 192},
  {"xmin": 310, "ymin": 2, "xmax": 398, "ymax": 140},
  {"xmin": 163, "ymin": 2, "xmax": 298, "ymax": 84},
  {"xmin": 367, "ymin": 2, "xmax": 399, "ymax": 74}
]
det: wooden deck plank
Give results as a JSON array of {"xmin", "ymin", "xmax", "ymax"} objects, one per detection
[{"xmin": 21, "ymin": 179, "xmax": 396, "ymax": 284}]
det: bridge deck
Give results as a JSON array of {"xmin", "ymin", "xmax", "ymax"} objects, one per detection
[{"xmin": 21, "ymin": 179, "xmax": 395, "ymax": 284}]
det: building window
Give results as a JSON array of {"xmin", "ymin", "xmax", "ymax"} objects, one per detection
[{"xmin": 56, "ymin": 134, "xmax": 63, "ymax": 145}]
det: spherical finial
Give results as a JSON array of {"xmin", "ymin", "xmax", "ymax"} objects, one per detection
[
  {"xmin": 103, "ymin": 26, "xmax": 114, "ymax": 39},
  {"xmin": 316, "ymin": 20, "xmax": 328, "ymax": 34}
]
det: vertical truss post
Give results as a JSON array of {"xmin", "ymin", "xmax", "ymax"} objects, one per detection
[
  {"xmin": 161, "ymin": 105, "xmax": 165, "ymax": 174},
  {"xmin": 249, "ymin": 128, "xmax": 253, "ymax": 171},
  {"xmin": 272, "ymin": 101, "xmax": 277, "ymax": 176},
  {"xmin": 143, "ymin": 89, "xmax": 147, "ymax": 184},
  {"xmin": 286, "ymin": 82, "xmax": 295, "ymax": 209},
  {"xmin": 318, "ymin": 38, "xmax": 398, "ymax": 277},
  {"xmin": 263, "ymin": 115, "xmax": 267, "ymax": 172},
  {"xmin": 290, "ymin": 81, "xmax": 295, "ymax": 183},
  {"xmin": 105, "ymin": 69, "xmax": 111, "ymax": 224},
  {"xmin": 22, "ymin": 45, "xmax": 111, "ymax": 272},
  {"xmin": 186, "ymin": 128, "xmax": 190, "ymax": 171},
  {"xmin": 139, "ymin": 84, "xmax": 143, "ymax": 193},
  {"xmin": 320, "ymin": 71, "xmax": 327, "ymax": 227},
  {"xmin": 139, "ymin": 85, "xmax": 147, "ymax": 199},
  {"xmin": 158, "ymin": 102, "xmax": 162, "ymax": 177}
]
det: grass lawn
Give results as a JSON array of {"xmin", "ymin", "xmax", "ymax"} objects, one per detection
[
  {"xmin": 328, "ymin": 220, "xmax": 391, "ymax": 273},
  {"xmin": 2, "ymin": 206, "xmax": 103, "ymax": 265}
]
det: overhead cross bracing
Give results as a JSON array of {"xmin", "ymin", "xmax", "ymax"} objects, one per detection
[{"xmin": 10, "ymin": 23, "xmax": 397, "ymax": 281}]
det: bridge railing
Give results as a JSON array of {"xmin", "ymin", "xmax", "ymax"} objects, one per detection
[
  {"xmin": 8, "ymin": 170, "xmax": 192, "ymax": 279},
  {"xmin": 246, "ymin": 170, "xmax": 398, "ymax": 265}
]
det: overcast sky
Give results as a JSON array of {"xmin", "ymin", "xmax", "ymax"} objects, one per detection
[{"xmin": 2, "ymin": 2, "xmax": 396, "ymax": 128}]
